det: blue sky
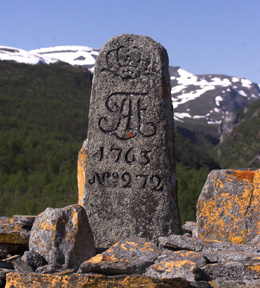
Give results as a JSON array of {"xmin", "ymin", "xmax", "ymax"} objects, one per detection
[{"xmin": 1, "ymin": 0, "xmax": 260, "ymax": 83}]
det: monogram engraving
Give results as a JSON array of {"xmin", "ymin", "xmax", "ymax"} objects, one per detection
[{"xmin": 98, "ymin": 93, "xmax": 157, "ymax": 140}]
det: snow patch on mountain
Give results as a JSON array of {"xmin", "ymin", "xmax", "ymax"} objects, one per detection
[
  {"xmin": 171, "ymin": 67, "xmax": 260, "ymax": 125},
  {"xmin": 0, "ymin": 46, "xmax": 57, "ymax": 65},
  {"xmin": 30, "ymin": 46, "xmax": 99, "ymax": 71}
]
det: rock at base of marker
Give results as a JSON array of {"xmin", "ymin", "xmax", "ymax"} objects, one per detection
[
  {"xmin": 78, "ymin": 237, "xmax": 160, "ymax": 275},
  {"xmin": 5, "ymin": 272, "xmax": 192, "ymax": 288},
  {"xmin": 29, "ymin": 204, "xmax": 96, "ymax": 270},
  {"xmin": 197, "ymin": 169, "xmax": 260, "ymax": 244}
]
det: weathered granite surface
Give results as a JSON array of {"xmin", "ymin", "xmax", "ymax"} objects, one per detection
[
  {"xmin": 29, "ymin": 204, "xmax": 96, "ymax": 269},
  {"xmin": 80, "ymin": 34, "xmax": 181, "ymax": 247},
  {"xmin": 197, "ymin": 169, "xmax": 260, "ymax": 244}
]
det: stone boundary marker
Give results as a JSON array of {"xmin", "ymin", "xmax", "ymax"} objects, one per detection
[{"xmin": 79, "ymin": 34, "xmax": 181, "ymax": 247}]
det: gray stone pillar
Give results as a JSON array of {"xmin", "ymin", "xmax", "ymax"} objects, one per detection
[{"xmin": 82, "ymin": 34, "xmax": 181, "ymax": 247}]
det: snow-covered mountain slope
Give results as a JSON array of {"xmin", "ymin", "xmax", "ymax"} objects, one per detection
[
  {"xmin": 30, "ymin": 46, "xmax": 99, "ymax": 72},
  {"xmin": 0, "ymin": 45, "xmax": 99, "ymax": 71},
  {"xmin": 170, "ymin": 66, "xmax": 260, "ymax": 126},
  {"xmin": 0, "ymin": 46, "xmax": 58, "ymax": 65},
  {"xmin": 1, "ymin": 45, "xmax": 259, "ymax": 129}
]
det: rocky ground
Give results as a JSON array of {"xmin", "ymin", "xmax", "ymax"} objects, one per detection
[
  {"xmin": 1, "ymin": 211, "xmax": 260, "ymax": 287},
  {"xmin": 1, "ymin": 169, "xmax": 260, "ymax": 287}
]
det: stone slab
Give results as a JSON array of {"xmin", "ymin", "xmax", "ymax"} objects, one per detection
[
  {"xmin": 79, "ymin": 237, "xmax": 160, "ymax": 275},
  {"xmin": 0, "ymin": 217, "xmax": 30, "ymax": 245},
  {"xmin": 159, "ymin": 235, "xmax": 257, "ymax": 253},
  {"xmin": 210, "ymin": 279, "xmax": 260, "ymax": 288},
  {"xmin": 13, "ymin": 215, "xmax": 36, "ymax": 227},
  {"xmin": 5, "ymin": 272, "xmax": 192, "ymax": 288},
  {"xmin": 80, "ymin": 34, "xmax": 181, "ymax": 247},
  {"xmin": 146, "ymin": 259, "xmax": 205, "ymax": 282},
  {"xmin": 156, "ymin": 250, "xmax": 207, "ymax": 268},
  {"xmin": 197, "ymin": 169, "xmax": 260, "ymax": 244},
  {"xmin": 203, "ymin": 260, "xmax": 260, "ymax": 281}
]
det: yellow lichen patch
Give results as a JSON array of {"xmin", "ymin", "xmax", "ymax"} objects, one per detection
[
  {"xmin": 215, "ymin": 178, "xmax": 224, "ymax": 190},
  {"xmin": 142, "ymin": 242, "xmax": 157, "ymax": 252},
  {"xmin": 175, "ymin": 251, "xmax": 201, "ymax": 259},
  {"xmin": 39, "ymin": 220, "xmax": 56, "ymax": 232},
  {"xmin": 84, "ymin": 253, "xmax": 103, "ymax": 264},
  {"xmin": 102, "ymin": 254, "xmax": 118, "ymax": 262},
  {"xmin": 152, "ymin": 263, "xmax": 165, "ymax": 272},
  {"xmin": 230, "ymin": 235, "xmax": 244, "ymax": 245},
  {"xmin": 153, "ymin": 260, "xmax": 196, "ymax": 274},
  {"xmin": 247, "ymin": 264, "xmax": 260, "ymax": 274},
  {"xmin": 77, "ymin": 140, "xmax": 87, "ymax": 206},
  {"xmin": 120, "ymin": 243, "xmax": 128, "ymax": 251},
  {"xmin": 71, "ymin": 210, "xmax": 79, "ymax": 228},
  {"xmin": 0, "ymin": 217, "xmax": 29, "ymax": 245},
  {"xmin": 0, "ymin": 233, "xmax": 28, "ymax": 245},
  {"xmin": 6, "ymin": 272, "xmax": 190, "ymax": 288}
]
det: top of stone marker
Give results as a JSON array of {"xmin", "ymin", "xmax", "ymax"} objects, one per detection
[{"xmin": 92, "ymin": 34, "xmax": 169, "ymax": 95}]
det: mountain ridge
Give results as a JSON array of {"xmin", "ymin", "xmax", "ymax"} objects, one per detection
[{"xmin": 1, "ymin": 45, "xmax": 260, "ymax": 138}]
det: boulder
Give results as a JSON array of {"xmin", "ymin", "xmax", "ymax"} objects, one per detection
[
  {"xmin": 78, "ymin": 238, "xmax": 160, "ymax": 275},
  {"xmin": 197, "ymin": 169, "xmax": 260, "ymax": 244},
  {"xmin": 29, "ymin": 204, "xmax": 96, "ymax": 270},
  {"xmin": 21, "ymin": 251, "xmax": 46, "ymax": 271},
  {"xmin": 11, "ymin": 258, "xmax": 33, "ymax": 273}
]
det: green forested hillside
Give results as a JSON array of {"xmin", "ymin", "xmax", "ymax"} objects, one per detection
[
  {"xmin": 217, "ymin": 99, "xmax": 260, "ymax": 169},
  {"xmin": 0, "ymin": 61, "xmax": 92, "ymax": 215},
  {"xmin": 0, "ymin": 61, "xmax": 218, "ymax": 223}
]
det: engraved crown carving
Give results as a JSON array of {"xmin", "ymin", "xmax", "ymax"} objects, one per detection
[{"xmin": 106, "ymin": 43, "xmax": 151, "ymax": 79}]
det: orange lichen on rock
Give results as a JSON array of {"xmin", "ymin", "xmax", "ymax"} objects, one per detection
[
  {"xmin": 29, "ymin": 205, "xmax": 95, "ymax": 270},
  {"xmin": 5, "ymin": 272, "xmax": 190, "ymax": 288},
  {"xmin": 197, "ymin": 169, "xmax": 260, "ymax": 244},
  {"xmin": 78, "ymin": 238, "xmax": 160, "ymax": 275},
  {"xmin": 0, "ymin": 217, "xmax": 30, "ymax": 245},
  {"xmin": 77, "ymin": 139, "xmax": 87, "ymax": 206},
  {"xmin": 232, "ymin": 169, "xmax": 255, "ymax": 182},
  {"xmin": 153, "ymin": 260, "xmax": 197, "ymax": 274}
]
